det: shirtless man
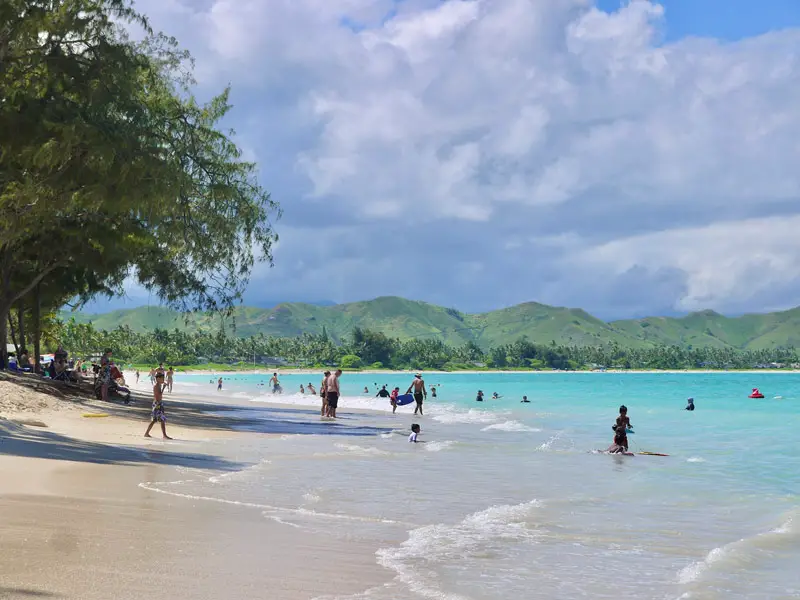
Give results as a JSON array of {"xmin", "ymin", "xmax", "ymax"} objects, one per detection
[
  {"xmin": 406, "ymin": 373, "xmax": 427, "ymax": 416},
  {"xmin": 325, "ymin": 369, "xmax": 342, "ymax": 418},
  {"xmin": 269, "ymin": 372, "xmax": 280, "ymax": 394},
  {"xmin": 320, "ymin": 371, "xmax": 330, "ymax": 416}
]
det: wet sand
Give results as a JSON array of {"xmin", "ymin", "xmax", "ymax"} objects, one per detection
[{"xmin": 0, "ymin": 374, "xmax": 390, "ymax": 599}]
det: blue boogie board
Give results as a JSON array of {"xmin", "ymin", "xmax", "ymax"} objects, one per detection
[{"xmin": 395, "ymin": 393, "xmax": 415, "ymax": 406}]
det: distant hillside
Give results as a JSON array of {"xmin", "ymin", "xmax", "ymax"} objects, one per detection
[{"xmin": 60, "ymin": 297, "xmax": 800, "ymax": 350}]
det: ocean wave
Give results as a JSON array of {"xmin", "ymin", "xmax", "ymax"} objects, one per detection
[
  {"xmin": 333, "ymin": 443, "xmax": 390, "ymax": 456},
  {"xmin": 139, "ymin": 480, "xmax": 409, "ymax": 525},
  {"xmin": 376, "ymin": 500, "xmax": 541, "ymax": 599},
  {"xmin": 481, "ymin": 420, "xmax": 541, "ymax": 433},
  {"xmin": 686, "ymin": 457, "xmax": 706, "ymax": 463},
  {"xmin": 677, "ymin": 509, "xmax": 800, "ymax": 586},
  {"xmin": 424, "ymin": 440, "xmax": 456, "ymax": 452},
  {"xmin": 430, "ymin": 405, "xmax": 502, "ymax": 425},
  {"xmin": 208, "ymin": 459, "xmax": 270, "ymax": 484}
]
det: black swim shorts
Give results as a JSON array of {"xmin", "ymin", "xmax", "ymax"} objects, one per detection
[
  {"xmin": 414, "ymin": 392, "xmax": 424, "ymax": 405},
  {"xmin": 327, "ymin": 392, "xmax": 339, "ymax": 408}
]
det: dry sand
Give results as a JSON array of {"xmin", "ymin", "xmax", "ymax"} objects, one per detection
[{"xmin": 0, "ymin": 373, "xmax": 389, "ymax": 600}]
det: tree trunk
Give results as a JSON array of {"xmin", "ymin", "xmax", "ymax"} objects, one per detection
[
  {"xmin": 0, "ymin": 306, "xmax": 7, "ymax": 370},
  {"xmin": 18, "ymin": 301, "xmax": 26, "ymax": 353},
  {"xmin": 7, "ymin": 310, "xmax": 19, "ymax": 355},
  {"xmin": 33, "ymin": 284, "xmax": 41, "ymax": 375}
]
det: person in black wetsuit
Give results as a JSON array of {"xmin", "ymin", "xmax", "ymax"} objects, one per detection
[
  {"xmin": 376, "ymin": 385, "xmax": 390, "ymax": 398},
  {"xmin": 476, "ymin": 390, "xmax": 484, "ymax": 402},
  {"xmin": 686, "ymin": 397, "xmax": 695, "ymax": 411}
]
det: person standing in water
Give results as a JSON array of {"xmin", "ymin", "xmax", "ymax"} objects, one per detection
[
  {"xmin": 409, "ymin": 423, "xmax": 423, "ymax": 443},
  {"xmin": 406, "ymin": 373, "xmax": 427, "ymax": 416},
  {"xmin": 686, "ymin": 397, "xmax": 695, "ymax": 411},
  {"xmin": 521, "ymin": 395, "xmax": 530, "ymax": 403},
  {"xmin": 476, "ymin": 390, "xmax": 484, "ymax": 402},
  {"xmin": 320, "ymin": 371, "xmax": 330, "ymax": 416},
  {"xmin": 145, "ymin": 372, "xmax": 172, "ymax": 439},
  {"xmin": 217, "ymin": 377, "xmax": 223, "ymax": 391},
  {"xmin": 376, "ymin": 385, "xmax": 390, "ymax": 399},
  {"xmin": 612, "ymin": 405, "xmax": 632, "ymax": 451},
  {"xmin": 390, "ymin": 387, "xmax": 399, "ymax": 414},
  {"xmin": 307, "ymin": 382, "xmax": 316, "ymax": 395},
  {"xmin": 300, "ymin": 384, "xmax": 305, "ymax": 394},
  {"xmin": 431, "ymin": 386, "xmax": 437, "ymax": 399},
  {"xmin": 325, "ymin": 369, "xmax": 342, "ymax": 418}
]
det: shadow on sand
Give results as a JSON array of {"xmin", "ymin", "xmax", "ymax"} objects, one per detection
[
  {"xmin": 0, "ymin": 587, "xmax": 62, "ymax": 598},
  {"xmin": 0, "ymin": 419, "xmax": 242, "ymax": 471}
]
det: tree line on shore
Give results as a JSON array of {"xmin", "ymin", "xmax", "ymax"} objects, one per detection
[
  {"xmin": 0, "ymin": 0, "xmax": 278, "ymax": 370},
  {"xmin": 54, "ymin": 320, "xmax": 800, "ymax": 371}
]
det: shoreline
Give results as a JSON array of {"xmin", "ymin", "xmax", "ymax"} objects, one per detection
[
  {"xmin": 164, "ymin": 368, "xmax": 800, "ymax": 376},
  {"xmin": 0, "ymin": 373, "xmax": 394, "ymax": 599}
]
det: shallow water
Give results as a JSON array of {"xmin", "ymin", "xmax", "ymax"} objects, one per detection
[{"xmin": 153, "ymin": 372, "xmax": 800, "ymax": 599}]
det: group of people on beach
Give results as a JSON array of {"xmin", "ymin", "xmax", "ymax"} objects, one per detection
[{"xmin": 134, "ymin": 364, "xmax": 174, "ymax": 393}]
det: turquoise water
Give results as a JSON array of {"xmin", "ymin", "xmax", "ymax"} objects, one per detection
[{"xmin": 158, "ymin": 372, "xmax": 800, "ymax": 599}]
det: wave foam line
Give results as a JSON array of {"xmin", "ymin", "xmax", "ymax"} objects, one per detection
[
  {"xmin": 678, "ymin": 509, "xmax": 800, "ymax": 585},
  {"xmin": 375, "ymin": 500, "xmax": 542, "ymax": 600},
  {"xmin": 138, "ymin": 481, "xmax": 414, "ymax": 526}
]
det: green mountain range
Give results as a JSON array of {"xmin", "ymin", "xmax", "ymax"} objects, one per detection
[{"xmin": 61, "ymin": 296, "xmax": 800, "ymax": 350}]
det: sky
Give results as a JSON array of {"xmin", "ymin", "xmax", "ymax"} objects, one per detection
[{"xmin": 89, "ymin": 0, "xmax": 800, "ymax": 320}]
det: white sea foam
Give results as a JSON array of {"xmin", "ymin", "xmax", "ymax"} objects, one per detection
[
  {"xmin": 481, "ymin": 420, "xmax": 541, "ymax": 433},
  {"xmin": 686, "ymin": 457, "xmax": 706, "ymax": 463},
  {"xmin": 333, "ymin": 443, "xmax": 390, "ymax": 456},
  {"xmin": 376, "ymin": 500, "xmax": 541, "ymax": 599},
  {"xmin": 208, "ymin": 460, "xmax": 270, "ymax": 484},
  {"xmin": 678, "ymin": 511, "xmax": 800, "ymax": 585},
  {"xmin": 430, "ymin": 405, "xmax": 502, "ymax": 425},
  {"xmin": 424, "ymin": 440, "xmax": 456, "ymax": 452},
  {"xmin": 138, "ymin": 481, "xmax": 409, "ymax": 525}
]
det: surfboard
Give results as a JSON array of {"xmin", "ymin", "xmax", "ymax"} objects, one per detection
[
  {"xmin": 395, "ymin": 393, "xmax": 415, "ymax": 406},
  {"xmin": 639, "ymin": 452, "xmax": 669, "ymax": 456}
]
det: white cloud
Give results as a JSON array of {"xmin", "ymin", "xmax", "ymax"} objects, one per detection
[{"xmin": 123, "ymin": 0, "xmax": 800, "ymax": 317}]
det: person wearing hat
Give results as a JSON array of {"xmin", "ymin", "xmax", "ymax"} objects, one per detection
[
  {"xmin": 406, "ymin": 373, "xmax": 427, "ymax": 416},
  {"xmin": 686, "ymin": 397, "xmax": 695, "ymax": 411}
]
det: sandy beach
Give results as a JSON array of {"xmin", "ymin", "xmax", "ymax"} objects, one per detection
[{"xmin": 0, "ymin": 373, "xmax": 390, "ymax": 600}]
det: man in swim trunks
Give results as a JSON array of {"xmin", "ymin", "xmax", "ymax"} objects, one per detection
[
  {"xmin": 406, "ymin": 373, "xmax": 427, "ymax": 416},
  {"xmin": 325, "ymin": 369, "xmax": 342, "ymax": 418}
]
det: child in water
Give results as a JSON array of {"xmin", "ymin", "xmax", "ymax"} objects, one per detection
[
  {"xmin": 145, "ymin": 372, "xmax": 172, "ymax": 439},
  {"xmin": 409, "ymin": 423, "xmax": 423, "ymax": 443},
  {"xmin": 611, "ymin": 405, "xmax": 632, "ymax": 451},
  {"xmin": 390, "ymin": 387, "xmax": 399, "ymax": 414}
]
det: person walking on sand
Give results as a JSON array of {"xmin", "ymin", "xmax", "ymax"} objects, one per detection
[
  {"xmin": 390, "ymin": 387, "xmax": 400, "ymax": 414},
  {"xmin": 166, "ymin": 367, "xmax": 174, "ymax": 393},
  {"xmin": 326, "ymin": 369, "xmax": 342, "ymax": 418},
  {"xmin": 320, "ymin": 371, "xmax": 330, "ymax": 416},
  {"xmin": 149, "ymin": 367, "xmax": 156, "ymax": 385},
  {"xmin": 145, "ymin": 372, "xmax": 172, "ymax": 439},
  {"xmin": 135, "ymin": 370, "xmax": 140, "ymax": 384},
  {"xmin": 406, "ymin": 373, "xmax": 427, "ymax": 416}
]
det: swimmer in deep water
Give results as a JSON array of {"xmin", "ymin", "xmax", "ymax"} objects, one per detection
[
  {"xmin": 521, "ymin": 395, "xmax": 530, "ymax": 403},
  {"xmin": 476, "ymin": 390, "xmax": 484, "ymax": 402},
  {"xmin": 686, "ymin": 397, "xmax": 695, "ymax": 411}
]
